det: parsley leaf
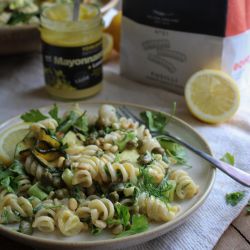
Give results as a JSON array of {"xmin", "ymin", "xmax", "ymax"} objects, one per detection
[
  {"xmin": 157, "ymin": 136, "xmax": 186, "ymax": 164},
  {"xmin": 226, "ymin": 191, "xmax": 245, "ymax": 206},
  {"xmin": 48, "ymin": 104, "xmax": 60, "ymax": 123},
  {"xmin": 140, "ymin": 111, "xmax": 167, "ymax": 132},
  {"xmin": 140, "ymin": 103, "xmax": 176, "ymax": 133},
  {"xmin": 1, "ymin": 176, "xmax": 13, "ymax": 192},
  {"xmin": 0, "ymin": 161, "xmax": 25, "ymax": 193},
  {"xmin": 20, "ymin": 109, "xmax": 48, "ymax": 123},
  {"xmin": 9, "ymin": 160, "xmax": 25, "ymax": 175},
  {"xmin": 108, "ymin": 203, "xmax": 130, "ymax": 228},
  {"xmin": 74, "ymin": 113, "xmax": 88, "ymax": 134},
  {"xmin": 220, "ymin": 152, "xmax": 235, "ymax": 166},
  {"xmin": 116, "ymin": 215, "xmax": 148, "ymax": 238},
  {"xmin": 0, "ymin": 167, "xmax": 11, "ymax": 180},
  {"xmin": 91, "ymin": 225, "xmax": 102, "ymax": 235}
]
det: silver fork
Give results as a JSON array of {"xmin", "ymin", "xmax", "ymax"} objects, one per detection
[{"xmin": 117, "ymin": 106, "xmax": 250, "ymax": 187}]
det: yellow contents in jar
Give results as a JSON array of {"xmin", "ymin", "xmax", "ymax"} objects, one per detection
[{"xmin": 40, "ymin": 3, "xmax": 103, "ymax": 100}]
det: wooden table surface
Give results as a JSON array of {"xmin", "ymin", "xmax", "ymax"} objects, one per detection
[
  {"xmin": 0, "ymin": 206, "xmax": 249, "ymax": 250},
  {"xmin": 214, "ymin": 206, "xmax": 250, "ymax": 250}
]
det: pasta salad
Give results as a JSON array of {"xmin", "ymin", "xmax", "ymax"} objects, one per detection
[{"xmin": 0, "ymin": 104, "xmax": 198, "ymax": 237}]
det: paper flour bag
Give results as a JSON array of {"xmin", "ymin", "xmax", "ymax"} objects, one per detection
[{"xmin": 120, "ymin": 0, "xmax": 250, "ymax": 94}]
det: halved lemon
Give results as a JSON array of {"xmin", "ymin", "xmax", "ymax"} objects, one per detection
[
  {"xmin": 0, "ymin": 123, "xmax": 30, "ymax": 165},
  {"xmin": 103, "ymin": 33, "xmax": 114, "ymax": 62},
  {"xmin": 104, "ymin": 11, "xmax": 121, "ymax": 52},
  {"xmin": 185, "ymin": 70, "xmax": 240, "ymax": 124}
]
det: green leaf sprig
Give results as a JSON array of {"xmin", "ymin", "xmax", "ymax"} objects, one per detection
[
  {"xmin": 116, "ymin": 215, "xmax": 148, "ymax": 238},
  {"xmin": 157, "ymin": 136, "xmax": 186, "ymax": 164},
  {"xmin": 226, "ymin": 191, "xmax": 245, "ymax": 206},
  {"xmin": 140, "ymin": 102, "xmax": 176, "ymax": 133},
  {"xmin": 20, "ymin": 109, "xmax": 48, "ymax": 123},
  {"xmin": 220, "ymin": 152, "xmax": 235, "ymax": 166}
]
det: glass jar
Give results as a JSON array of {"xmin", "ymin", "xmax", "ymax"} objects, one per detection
[{"xmin": 40, "ymin": 3, "xmax": 103, "ymax": 100}]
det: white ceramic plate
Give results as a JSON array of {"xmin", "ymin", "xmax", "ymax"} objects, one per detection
[{"xmin": 0, "ymin": 101, "xmax": 215, "ymax": 250}]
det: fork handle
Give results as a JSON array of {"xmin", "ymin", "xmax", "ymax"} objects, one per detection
[{"xmin": 160, "ymin": 133, "xmax": 250, "ymax": 187}]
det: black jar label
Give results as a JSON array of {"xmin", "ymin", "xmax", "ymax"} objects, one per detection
[{"xmin": 42, "ymin": 40, "xmax": 102, "ymax": 89}]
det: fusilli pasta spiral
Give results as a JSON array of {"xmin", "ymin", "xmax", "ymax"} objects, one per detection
[
  {"xmin": 169, "ymin": 170, "xmax": 199, "ymax": 199},
  {"xmin": 136, "ymin": 193, "xmax": 179, "ymax": 222}
]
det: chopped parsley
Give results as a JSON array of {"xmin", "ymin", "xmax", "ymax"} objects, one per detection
[
  {"xmin": 107, "ymin": 203, "xmax": 130, "ymax": 228},
  {"xmin": 116, "ymin": 215, "xmax": 148, "ymax": 238},
  {"xmin": 220, "ymin": 152, "xmax": 235, "ymax": 166},
  {"xmin": 226, "ymin": 191, "xmax": 245, "ymax": 206},
  {"xmin": 157, "ymin": 136, "xmax": 186, "ymax": 164},
  {"xmin": 140, "ymin": 102, "xmax": 176, "ymax": 133},
  {"xmin": 140, "ymin": 111, "xmax": 167, "ymax": 133}
]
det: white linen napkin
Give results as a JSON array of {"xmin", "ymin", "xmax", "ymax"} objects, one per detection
[{"xmin": 0, "ymin": 54, "xmax": 249, "ymax": 250}]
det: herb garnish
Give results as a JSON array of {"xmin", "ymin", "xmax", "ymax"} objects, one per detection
[
  {"xmin": 226, "ymin": 191, "xmax": 245, "ymax": 206},
  {"xmin": 20, "ymin": 109, "xmax": 48, "ymax": 123},
  {"xmin": 107, "ymin": 203, "xmax": 130, "ymax": 228},
  {"xmin": 0, "ymin": 160, "xmax": 25, "ymax": 193},
  {"xmin": 157, "ymin": 136, "xmax": 186, "ymax": 164},
  {"xmin": 140, "ymin": 111, "xmax": 167, "ymax": 133},
  {"xmin": 116, "ymin": 215, "xmax": 148, "ymax": 238},
  {"xmin": 220, "ymin": 152, "xmax": 235, "ymax": 166},
  {"xmin": 140, "ymin": 102, "xmax": 176, "ymax": 133}
]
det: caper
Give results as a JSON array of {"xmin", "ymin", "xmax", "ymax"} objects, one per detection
[
  {"xmin": 151, "ymin": 147, "xmax": 165, "ymax": 156},
  {"xmin": 53, "ymin": 176, "xmax": 62, "ymax": 188},
  {"xmin": 41, "ymin": 172, "xmax": 53, "ymax": 186},
  {"xmin": 63, "ymin": 159, "xmax": 71, "ymax": 168},
  {"xmin": 98, "ymin": 130, "xmax": 105, "ymax": 137},
  {"xmin": 109, "ymin": 191, "xmax": 119, "ymax": 202},
  {"xmin": 85, "ymin": 138, "xmax": 96, "ymax": 145},
  {"xmin": 55, "ymin": 188, "xmax": 69, "ymax": 199},
  {"xmin": 126, "ymin": 140, "xmax": 137, "ymax": 150},
  {"xmin": 113, "ymin": 183, "xmax": 125, "ymax": 192},
  {"xmin": 137, "ymin": 140, "xmax": 143, "ymax": 149},
  {"xmin": 138, "ymin": 152, "xmax": 153, "ymax": 165}
]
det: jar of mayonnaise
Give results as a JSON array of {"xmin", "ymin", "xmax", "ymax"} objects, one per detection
[{"xmin": 40, "ymin": 3, "xmax": 102, "ymax": 99}]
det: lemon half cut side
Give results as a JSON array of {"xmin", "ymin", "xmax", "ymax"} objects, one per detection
[{"xmin": 185, "ymin": 70, "xmax": 240, "ymax": 124}]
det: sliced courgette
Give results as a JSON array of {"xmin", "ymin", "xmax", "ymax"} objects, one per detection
[
  {"xmin": 32, "ymin": 150, "xmax": 56, "ymax": 168},
  {"xmin": 38, "ymin": 128, "xmax": 61, "ymax": 149}
]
